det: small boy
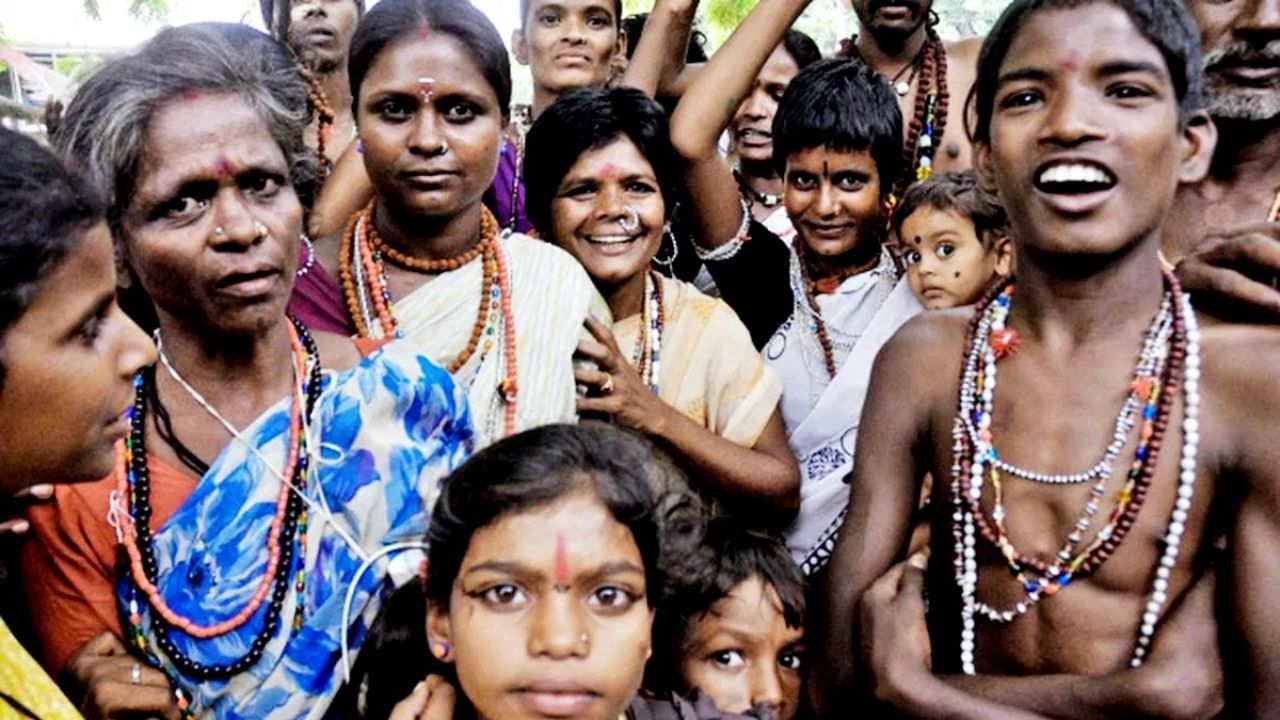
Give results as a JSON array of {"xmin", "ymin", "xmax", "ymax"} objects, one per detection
[
  {"xmin": 648, "ymin": 519, "xmax": 806, "ymax": 720},
  {"xmin": 895, "ymin": 171, "xmax": 1013, "ymax": 309}
]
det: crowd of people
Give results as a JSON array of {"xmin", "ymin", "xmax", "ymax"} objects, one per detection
[{"xmin": 0, "ymin": 0, "xmax": 1277, "ymax": 717}]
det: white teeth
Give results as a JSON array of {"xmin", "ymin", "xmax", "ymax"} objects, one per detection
[
  {"xmin": 587, "ymin": 235, "xmax": 635, "ymax": 245},
  {"xmin": 1037, "ymin": 163, "xmax": 1113, "ymax": 186}
]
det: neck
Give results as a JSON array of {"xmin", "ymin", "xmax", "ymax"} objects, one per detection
[
  {"xmin": 604, "ymin": 270, "xmax": 648, "ymax": 320},
  {"xmin": 1009, "ymin": 241, "xmax": 1166, "ymax": 349},
  {"xmin": 1207, "ymin": 117, "xmax": 1280, "ymax": 185},
  {"xmin": 317, "ymin": 64, "xmax": 353, "ymax": 124},
  {"xmin": 532, "ymin": 85, "xmax": 560, "ymax": 121},
  {"xmin": 802, "ymin": 235, "xmax": 883, "ymax": 278},
  {"xmin": 855, "ymin": 22, "xmax": 929, "ymax": 72},
  {"xmin": 155, "ymin": 314, "xmax": 295, "ymax": 402},
  {"xmin": 737, "ymin": 159, "xmax": 782, "ymax": 192},
  {"xmin": 374, "ymin": 199, "xmax": 484, "ymax": 261}
]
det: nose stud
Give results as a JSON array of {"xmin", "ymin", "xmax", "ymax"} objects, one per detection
[{"xmin": 214, "ymin": 226, "xmax": 226, "ymax": 238}]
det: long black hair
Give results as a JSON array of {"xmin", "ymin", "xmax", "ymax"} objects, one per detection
[{"xmin": 339, "ymin": 423, "xmax": 704, "ymax": 719}]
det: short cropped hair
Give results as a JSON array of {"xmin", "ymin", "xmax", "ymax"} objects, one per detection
[
  {"xmin": 968, "ymin": 0, "xmax": 1204, "ymax": 145},
  {"xmin": 0, "ymin": 128, "xmax": 106, "ymax": 391},
  {"xmin": 892, "ymin": 171, "xmax": 1008, "ymax": 248},
  {"xmin": 523, "ymin": 87, "xmax": 680, "ymax": 238},
  {"xmin": 54, "ymin": 23, "xmax": 314, "ymax": 238},
  {"xmin": 646, "ymin": 518, "xmax": 806, "ymax": 693},
  {"xmin": 521, "ymin": 0, "xmax": 622, "ymax": 29},
  {"xmin": 350, "ymin": 0, "xmax": 511, "ymax": 120},
  {"xmin": 773, "ymin": 57, "xmax": 905, "ymax": 197}
]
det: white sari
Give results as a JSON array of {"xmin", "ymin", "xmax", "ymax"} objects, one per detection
[
  {"xmin": 390, "ymin": 233, "xmax": 610, "ymax": 446},
  {"xmin": 765, "ymin": 250, "xmax": 923, "ymax": 574}
]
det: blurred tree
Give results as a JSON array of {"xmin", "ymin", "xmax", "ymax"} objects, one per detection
[{"xmin": 81, "ymin": 0, "xmax": 170, "ymax": 23}]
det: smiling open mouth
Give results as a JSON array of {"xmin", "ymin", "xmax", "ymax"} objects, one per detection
[
  {"xmin": 585, "ymin": 234, "xmax": 640, "ymax": 246},
  {"xmin": 1033, "ymin": 161, "xmax": 1116, "ymax": 195}
]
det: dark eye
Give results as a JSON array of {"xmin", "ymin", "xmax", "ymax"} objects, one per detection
[
  {"xmin": 999, "ymin": 89, "xmax": 1041, "ymax": 109},
  {"xmin": 586, "ymin": 13, "xmax": 611, "ymax": 29},
  {"xmin": 835, "ymin": 174, "xmax": 868, "ymax": 191},
  {"xmin": 937, "ymin": 242, "xmax": 956, "ymax": 258},
  {"xmin": 376, "ymin": 98, "xmax": 415, "ymax": 122},
  {"xmin": 440, "ymin": 99, "xmax": 480, "ymax": 123},
  {"xmin": 538, "ymin": 10, "xmax": 560, "ymax": 26},
  {"xmin": 625, "ymin": 180, "xmax": 656, "ymax": 195},
  {"xmin": 76, "ymin": 316, "xmax": 105, "ymax": 345},
  {"xmin": 587, "ymin": 586, "xmax": 637, "ymax": 611},
  {"xmin": 788, "ymin": 173, "xmax": 817, "ymax": 191},
  {"xmin": 779, "ymin": 650, "xmax": 803, "ymax": 671},
  {"xmin": 480, "ymin": 584, "xmax": 528, "ymax": 607},
  {"xmin": 710, "ymin": 649, "xmax": 746, "ymax": 668},
  {"xmin": 561, "ymin": 182, "xmax": 597, "ymax": 199},
  {"xmin": 159, "ymin": 196, "xmax": 208, "ymax": 221},
  {"xmin": 903, "ymin": 249, "xmax": 921, "ymax": 265},
  {"xmin": 1107, "ymin": 82, "xmax": 1154, "ymax": 101},
  {"xmin": 245, "ymin": 173, "xmax": 282, "ymax": 198},
  {"xmin": 768, "ymin": 86, "xmax": 786, "ymax": 102}
]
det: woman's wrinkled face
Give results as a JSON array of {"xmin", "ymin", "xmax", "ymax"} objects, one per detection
[
  {"xmin": 122, "ymin": 92, "xmax": 302, "ymax": 339},
  {"xmin": 518, "ymin": 0, "xmax": 623, "ymax": 97},
  {"xmin": 428, "ymin": 491, "xmax": 653, "ymax": 720},
  {"xmin": 549, "ymin": 137, "xmax": 665, "ymax": 296},
  {"xmin": 357, "ymin": 32, "xmax": 503, "ymax": 221}
]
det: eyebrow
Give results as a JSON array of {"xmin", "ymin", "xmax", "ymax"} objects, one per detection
[
  {"xmin": 997, "ymin": 59, "xmax": 1168, "ymax": 88},
  {"xmin": 462, "ymin": 559, "xmax": 644, "ymax": 582}
]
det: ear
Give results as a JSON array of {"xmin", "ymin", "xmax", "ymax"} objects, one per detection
[
  {"xmin": 973, "ymin": 140, "xmax": 999, "ymax": 196},
  {"xmin": 992, "ymin": 234, "xmax": 1014, "ymax": 276},
  {"xmin": 1176, "ymin": 110, "xmax": 1217, "ymax": 186},
  {"xmin": 614, "ymin": 30, "xmax": 627, "ymax": 62},
  {"xmin": 512, "ymin": 28, "xmax": 531, "ymax": 67},
  {"xmin": 426, "ymin": 602, "xmax": 454, "ymax": 663}
]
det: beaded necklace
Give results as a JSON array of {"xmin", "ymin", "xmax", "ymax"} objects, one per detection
[
  {"xmin": 840, "ymin": 26, "xmax": 948, "ymax": 196},
  {"xmin": 948, "ymin": 273, "xmax": 1200, "ymax": 674},
  {"xmin": 733, "ymin": 166, "xmax": 782, "ymax": 209},
  {"xmin": 119, "ymin": 318, "xmax": 322, "ymax": 693},
  {"xmin": 339, "ymin": 202, "xmax": 519, "ymax": 436},
  {"xmin": 297, "ymin": 64, "xmax": 336, "ymax": 190},
  {"xmin": 631, "ymin": 271, "xmax": 665, "ymax": 394}
]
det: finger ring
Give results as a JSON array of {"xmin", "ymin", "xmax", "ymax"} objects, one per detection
[
  {"xmin": 600, "ymin": 374, "xmax": 615, "ymax": 395},
  {"xmin": 130, "ymin": 662, "xmax": 142, "ymax": 685}
]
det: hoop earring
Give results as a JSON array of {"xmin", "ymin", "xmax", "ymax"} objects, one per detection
[{"xmin": 651, "ymin": 223, "xmax": 679, "ymax": 271}]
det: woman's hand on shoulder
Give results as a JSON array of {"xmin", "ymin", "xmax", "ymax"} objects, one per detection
[
  {"xmin": 389, "ymin": 675, "xmax": 457, "ymax": 720},
  {"xmin": 575, "ymin": 317, "xmax": 673, "ymax": 436}
]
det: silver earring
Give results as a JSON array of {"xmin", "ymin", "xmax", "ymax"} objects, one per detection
[
  {"xmin": 297, "ymin": 234, "xmax": 315, "ymax": 278},
  {"xmin": 651, "ymin": 222, "xmax": 678, "ymax": 271}
]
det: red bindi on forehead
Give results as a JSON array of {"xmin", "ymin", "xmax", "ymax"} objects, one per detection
[
  {"xmin": 181, "ymin": 88, "xmax": 202, "ymax": 101},
  {"xmin": 418, "ymin": 22, "xmax": 431, "ymax": 40},
  {"xmin": 1056, "ymin": 50, "xmax": 1083, "ymax": 73},
  {"xmin": 555, "ymin": 533, "xmax": 570, "ymax": 584},
  {"xmin": 214, "ymin": 156, "xmax": 238, "ymax": 179},
  {"xmin": 597, "ymin": 163, "xmax": 618, "ymax": 179}
]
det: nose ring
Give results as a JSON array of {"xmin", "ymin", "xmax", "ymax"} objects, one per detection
[
  {"xmin": 214, "ymin": 226, "xmax": 226, "ymax": 238},
  {"xmin": 619, "ymin": 206, "xmax": 640, "ymax": 233}
]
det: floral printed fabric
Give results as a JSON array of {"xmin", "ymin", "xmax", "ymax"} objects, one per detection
[{"xmin": 119, "ymin": 340, "xmax": 473, "ymax": 718}]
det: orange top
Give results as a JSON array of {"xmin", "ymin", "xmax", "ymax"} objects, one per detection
[{"xmin": 22, "ymin": 455, "xmax": 197, "ymax": 676}]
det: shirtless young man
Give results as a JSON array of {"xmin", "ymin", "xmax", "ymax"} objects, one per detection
[
  {"xmin": 819, "ymin": 0, "xmax": 1280, "ymax": 717},
  {"xmin": 1169, "ymin": 0, "xmax": 1280, "ymax": 321},
  {"xmin": 838, "ymin": 0, "xmax": 982, "ymax": 182}
]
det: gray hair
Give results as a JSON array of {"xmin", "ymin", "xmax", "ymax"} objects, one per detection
[{"xmin": 53, "ymin": 22, "xmax": 316, "ymax": 238}]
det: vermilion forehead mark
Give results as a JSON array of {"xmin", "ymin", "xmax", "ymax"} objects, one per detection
[
  {"xmin": 598, "ymin": 163, "xmax": 618, "ymax": 179},
  {"xmin": 182, "ymin": 88, "xmax": 201, "ymax": 101},
  {"xmin": 214, "ymin": 157, "xmax": 237, "ymax": 179},
  {"xmin": 1057, "ymin": 50, "xmax": 1082, "ymax": 72},
  {"xmin": 555, "ymin": 533, "xmax": 569, "ymax": 585},
  {"xmin": 418, "ymin": 22, "xmax": 431, "ymax": 40}
]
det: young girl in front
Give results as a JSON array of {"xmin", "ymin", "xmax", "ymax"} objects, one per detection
[{"xmin": 344, "ymin": 423, "xmax": 768, "ymax": 720}]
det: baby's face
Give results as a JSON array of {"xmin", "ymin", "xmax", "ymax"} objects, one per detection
[
  {"xmin": 678, "ymin": 576, "xmax": 804, "ymax": 720},
  {"xmin": 900, "ymin": 206, "xmax": 1007, "ymax": 309}
]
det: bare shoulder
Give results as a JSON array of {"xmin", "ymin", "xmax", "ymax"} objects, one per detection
[
  {"xmin": 873, "ymin": 308, "xmax": 970, "ymax": 395},
  {"xmin": 1200, "ymin": 321, "xmax": 1280, "ymax": 487},
  {"xmin": 946, "ymin": 36, "xmax": 985, "ymax": 72},
  {"xmin": 312, "ymin": 330, "xmax": 362, "ymax": 373}
]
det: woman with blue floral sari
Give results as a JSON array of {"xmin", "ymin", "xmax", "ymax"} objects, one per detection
[{"xmin": 21, "ymin": 23, "xmax": 472, "ymax": 719}]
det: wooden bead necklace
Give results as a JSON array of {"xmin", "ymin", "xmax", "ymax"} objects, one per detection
[
  {"xmin": 119, "ymin": 318, "xmax": 322, "ymax": 683},
  {"xmin": 297, "ymin": 64, "xmax": 336, "ymax": 190},
  {"xmin": 791, "ymin": 239, "xmax": 838, "ymax": 378},
  {"xmin": 339, "ymin": 202, "xmax": 519, "ymax": 436}
]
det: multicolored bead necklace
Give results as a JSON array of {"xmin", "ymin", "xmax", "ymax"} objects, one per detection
[
  {"xmin": 339, "ymin": 202, "xmax": 519, "ymax": 436},
  {"xmin": 948, "ymin": 272, "xmax": 1200, "ymax": 674},
  {"xmin": 632, "ymin": 271, "xmax": 665, "ymax": 394},
  {"xmin": 118, "ymin": 318, "xmax": 321, "ymax": 704}
]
